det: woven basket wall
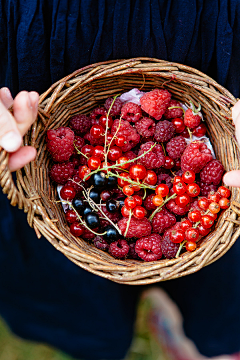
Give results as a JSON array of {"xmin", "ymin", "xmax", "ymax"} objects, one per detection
[{"xmin": 1, "ymin": 58, "xmax": 240, "ymax": 285}]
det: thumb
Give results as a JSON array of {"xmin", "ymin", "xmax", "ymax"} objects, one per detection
[{"xmin": 223, "ymin": 170, "xmax": 240, "ymax": 187}]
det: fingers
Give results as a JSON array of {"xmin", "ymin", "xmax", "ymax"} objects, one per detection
[
  {"xmin": 232, "ymin": 100, "xmax": 240, "ymax": 125},
  {"xmin": 223, "ymin": 170, "xmax": 240, "ymax": 187},
  {"xmin": 13, "ymin": 91, "xmax": 39, "ymax": 136},
  {"xmin": 8, "ymin": 146, "xmax": 37, "ymax": 172},
  {"xmin": 0, "ymin": 87, "xmax": 14, "ymax": 108},
  {"xmin": 0, "ymin": 100, "xmax": 22, "ymax": 152}
]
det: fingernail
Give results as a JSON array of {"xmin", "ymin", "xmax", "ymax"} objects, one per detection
[
  {"xmin": 28, "ymin": 94, "xmax": 33, "ymax": 109},
  {"xmin": 223, "ymin": 173, "xmax": 230, "ymax": 186},
  {"xmin": 0, "ymin": 131, "xmax": 22, "ymax": 152},
  {"xmin": 3, "ymin": 87, "xmax": 12, "ymax": 99},
  {"xmin": 29, "ymin": 92, "xmax": 39, "ymax": 111}
]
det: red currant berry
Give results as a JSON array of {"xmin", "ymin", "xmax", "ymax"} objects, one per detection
[
  {"xmin": 171, "ymin": 118, "xmax": 186, "ymax": 133},
  {"xmin": 124, "ymin": 196, "xmax": 137, "ymax": 209},
  {"xmin": 170, "ymin": 229, "xmax": 185, "ymax": 243},
  {"xmin": 100, "ymin": 161, "xmax": 111, "ymax": 173},
  {"xmin": 198, "ymin": 224, "xmax": 211, "ymax": 236},
  {"xmin": 81, "ymin": 144, "xmax": 94, "ymax": 157},
  {"xmin": 99, "ymin": 115, "xmax": 113, "ymax": 129},
  {"xmin": 132, "ymin": 183, "xmax": 141, "ymax": 192},
  {"xmin": 192, "ymin": 123, "xmax": 207, "ymax": 137},
  {"xmin": 100, "ymin": 190, "xmax": 112, "ymax": 202},
  {"xmin": 117, "ymin": 172, "xmax": 131, "ymax": 187},
  {"xmin": 60, "ymin": 185, "xmax": 76, "ymax": 200},
  {"xmin": 181, "ymin": 128, "xmax": 190, "ymax": 138},
  {"xmin": 208, "ymin": 202, "xmax": 220, "ymax": 214},
  {"xmin": 186, "ymin": 183, "xmax": 200, "ymax": 197},
  {"xmin": 93, "ymin": 146, "xmax": 105, "ymax": 161},
  {"xmin": 180, "ymin": 219, "xmax": 192, "ymax": 231},
  {"xmin": 106, "ymin": 133, "xmax": 115, "ymax": 146},
  {"xmin": 133, "ymin": 195, "xmax": 142, "ymax": 206},
  {"xmin": 164, "ymin": 156, "xmax": 175, "ymax": 169},
  {"xmin": 115, "ymin": 135, "xmax": 127, "ymax": 147},
  {"xmin": 175, "ymin": 194, "xmax": 190, "ymax": 207},
  {"xmin": 90, "ymin": 124, "xmax": 104, "ymax": 138},
  {"xmin": 208, "ymin": 191, "xmax": 221, "ymax": 203},
  {"xmin": 107, "ymin": 146, "xmax": 122, "ymax": 161},
  {"xmin": 79, "ymin": 165, "xmax": 91, "ymax": 180},
  {"xmin": 133, "ymin": 206, "xmax": 146, "ymax": 219},
  {"xmin": 129, "ymin": 165, "xmax": 147, "ymax": 180},
  {"xmin": 87, "ymin": 156, "xmax": 101, "ymax": 170},
  {"xmin": 182, "ymin": 170, "xmax": 195, "ymax": 184},
  {"xmin": 208, "ymin": 212, "xmax": 217, "ymax": 221},
  {"xmin": 185, "ymin": 241, "xmax": 197, "ymax": 252},
  {"xmin": 121, "ymin": 205, "xmax": 130, "ymax": 217},
  {"xmin": 123, "ymin": 185, "xmax": 134, "ymax": 196},
  {"xmin": 143, "ymin": 170, "xmax": 158, "ymax": 186},
  {"xmin": 173, "ymin": 182, "xmax": 187, "ymax": 195},
  {"xmin": 198, "ymin": 197, "xmax": 209, "ymax": 211},
  {"xmin": 219, "ymin": 197, "xmax": 230, "ymax": 209},
  {"xmin": 65, "ymin": 209, "xmax": 78, "ymax": 223},
  {"xmin": 116, "ymin": 156, "xmax": 130, "ymax": 170},
  {"xmin": 217, "ymin": 186, "xmax": 231, "ymax": 198},
  {"xmin": 188, "ymin": 210, "xmax": 202, "ymax": 222},
  {"xmin": 155, "ymin": 184, "xmax": 169, "ymax": 197},
  {"xmin": 70, "ymin": 222, "xmax": 84, "ymax": 236},
  {"xmin": 152, "ymin": 195, "xmax": 164, "ymax": 207},
  {"xmin": 185, "ymin": 228, "xmax": 199, "ymax": 242},
  {"xmin": 200, "ymin": 215, "xmax": 214, "ymax": 228},
  {"xmin": 174, "ymin": 176, "xmax": 182, "ymax": 183}
]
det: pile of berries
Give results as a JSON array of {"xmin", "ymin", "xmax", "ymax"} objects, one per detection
[{"xmin": 46, "ymin": 88, "xmax": 231, "ymax": 262}]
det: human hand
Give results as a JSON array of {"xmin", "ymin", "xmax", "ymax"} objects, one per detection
[
  {"xmin": 0, "ymin": 87, "xmax": 39, "ymax": 171},
  {"xmin": 223, "ymin": 100, "xmax": 240, "ymax": 187}
]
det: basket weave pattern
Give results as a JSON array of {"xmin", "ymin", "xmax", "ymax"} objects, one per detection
[{"xmin": 1, "ymin": 58, "xmax": 240, "ymax": 285}]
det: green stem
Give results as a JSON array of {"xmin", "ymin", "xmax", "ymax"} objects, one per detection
[
  {"xmin": 149, "ymin": 193, "xmax": 177, "ymax": 221},
  {"xmin": 108, "ymin": 171, "xmax": 155, "ymax": 190},
  {"xmin": 124, "ymin": 209, "xmax": 132, "ymax": 237},
  {"xmin": 176, "ymin": 241, "xmax": 187, "ymax": 258}
]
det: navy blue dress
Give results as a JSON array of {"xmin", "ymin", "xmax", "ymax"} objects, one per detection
[{"xmin": 1, "ymin": 1, "xmax": 240, "ymax": 359}]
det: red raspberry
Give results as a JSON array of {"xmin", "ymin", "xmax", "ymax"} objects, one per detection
[
  {"xmin": 50, "ymin": 162, "xmax": 75, "ymax": 184},
  {"xmin": 154, "ymin": 120, "xmax": 175, "ymax": 142},
  {"xmin": 198, "ymin": 181, "xmax": 218, "ymax": 197},
  {"xmin": 166, "ymin": 198, "xmax": 191, "ymax": 215},
  {"xmin": 82, "ymin": 227, "xmax": 98, "ymax": 240},
  {"xmin": 90, "ymin": 107, "xmax": 106, "ymax": 125},
  {"xmin": 109, "ymin": 240, "xmax": 129, "ymax": 258},
  {"xmin": 152, "ymin": 207, "xmax": 176, "ymax": 234},
  {"xmin": 73, "ymin": 136, "xmax": 85, "ymax": 155},
  {"xmin": 166, "ymin": 136, "xmax": 187, "ymax": 160},
  {"xmin": 157, "ymin": 173, "xmax": 173, "ymax": 189},
  {"xmin": 128, "ymin": 242, "xmax": 140, "ymax": 259},
  {"xmin": 161, "ymin": 233, "xmax": 179, "ymax": 259},
  {"xmin": 200, "ymin": 160, "xmax": 225, "ymax": 185},
  {"xmin": 164, "ymin": 99, "xmax": 184, "ymax": 119},
  {"xmin": 144, "ymin": 194, "xmax": 157, "ymax": 211},
  {"xmin": 84, "ymin": 132, "xmax": 105, "ymax": 146},
  {"xmin": 118, "ymin": 217, "xmax": 152, "ymax": 238},
  {"xmin": 93, "ymin": 236, "xmax": 109, "ymax": 251},
  {"xmin": 181, "ymin": 141, "xmax": 213, "ymax": 173},
  {"xmin": 69, "ymin": 114, "xmax": 91, "ymax": 135},
  {"xmin": 123, "ymin": 151, "xmax": 137, "ymax": 165},
  {"xmin": 135, "ymin": 118, "xmax": 156, "ymax": 138},
  {"xmin": 138, "ymin": 141, "xmax": 165, "ymax": 169},
  {"xmin": 70, "ymin": 156, "xmax": 81, "ymax": 168},
  {"xmin": 98, "ymin": 206, "xmax": 121, "ymax": 228},
  {"xmin": 104, "ymin": 97, "xmax": 123, "ymax": 116},
  {"xmin": 140, "ymin": 89, "xmax": 171, "ymax": 120},
  {"xmin": 46, "ymin": 127, "xmax": 74, "ymax": 162},
  {"xmin": 121, "ymin": 102, "xmax": 142, "ymax": 122},
  {"xmin": 135, "ymin": 234, "xmax": 162, "ymax": 261},
  {"xmin": 111, "ymin": 119, "xmax": 140, "ymax": 152},
  {"xmin": 184, "ymin": 108, "xmax": 202, "ymax": 129},
  {"xmin": 66, "ymin": 173, "xmax": 85, "ymax": 194}
]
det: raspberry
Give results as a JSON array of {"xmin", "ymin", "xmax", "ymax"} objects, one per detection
[
  {"xmin": 152, "ymin": 207, "xmax": 176, "ymax": 234},
  {"xmin": 90, "ymin": 107, "xmax": 106, "ymax": 125},
  {"xmin": 82, "ymin": 227, "xmax": 98, "ymax": 240},
  {"xmin": 121, "ymin": 102, "xmax": 142, "ymax": 122},
  {"xmin": 84, "ymin": 132, "xmax": 105, "ymax": 146},
  {"xmin": 94, "ymin": 236, "xmax": 109, "ymax": 251},
  {"xmin": 111, "ymin": 119, "xmax": 140, "ymax": 152},
  {"xmin": 118, "ymin": 217, "xmax": 152, "ymax": 238},
  {"xmin": 73, "ymin": 136, "xmax": 85, "ymax": 155},
  {"xmin": 164, "ymin": 99, "xmax": 184, "ymax": 119},
  {"xmin": 166, "ymin": 198, "xmax": 191, "ymax": 215},
  {"xmin": 157, "ymin": 173, "xmax": 173, "ymax": 189},
  {"xmin": 66, "ymin": 173, "xmax": 85, "ymax": 194},
  {"xmin": 70, "ymin": 156, "xmax": 81, "ymax": 168},
  {"xmin": 69, "ymin": 114, "xmax": 91, "ymax": 135},
  {"xmin": 184, "ymin": 108, "xmax": 202, "ymax": 129},
  {"xmin": 140, "ymin": 89, "xmax": 171, "ymax": 120},
  {"xmin": 200, "ymin": 160, "xmax": 225, "ymax": 185},
  {"xmin": 50, "ymin": 162, "xmax": 75, "ymax": 184},
  {"xmin": 46, "ymin": 127, "xmax": 74, "ymax": 162},
  {"xmin": 181, "ymin": 141, "xmax": 213, "ymax": 173},
  {"xmin": 135, "ymin": 234, "xmax": 162, "ymax": 261},
  {"xmin": 99, "ymin": 206, "xmax": 121, "ymax": 228},
  {"xmin": 144, "ymin": 194, "xmax": 157, "ymax": 211},
  {"xmin": 128, "ymin": 242, "xmax": 140, "ymax": 259},
  {"xmin": 123, "ymin": 151, "xmax": 137, "ymax": 165},
  {"xmin": 154, "ymin": 120, "xmax": 175, "ymax": 142},
  {"xmin": 198, "ymin": 181, "xmax": 218, "ymax": 197},
  {"xmin": 104, "ymin": 97, "xmax": 123, "ymax": 116},
  {"xmin": 135, "ymin": 118, "xmax": 156, "ymax": 138},
  {"xmin": 109, "ymin": 239, "xmax": 129, "ymax": 258},
  {"xmin": 166, "ymin": 136, "xmax": 187, "ymax": 160},
  {"xmin": 138, "ymin": 141, "xmax": 165, "ymax": 169},
  {"xmin": 161, "ymin": 224, "xmax": 181, "ymax": 258}
]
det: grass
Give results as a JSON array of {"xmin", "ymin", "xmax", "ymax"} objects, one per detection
[{"xmin": 0, "ymin": 296, "xmax": 168, "ymax": 360}]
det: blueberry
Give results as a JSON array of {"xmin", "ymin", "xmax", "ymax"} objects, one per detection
[
  {"xmin": 72, "ymin": 197, "xmax": 84, "ymax": 213},
  {"xmin": 92, "ymin": 172, "xmax": 107, "ymax": 188},
  {"xmin": 106, "ymin": 200, "xmax": 117, "ymax": 213},
  {"xmin": 102, "ymin": 225, "xmax": 120, "ymax": 242},
  {"xmin": 83, "ymin": 206, "xmax": 93, "ymax": 217},
  {"xmin": 107, "ymin": 176, "xmax": 117, "ymax": 187},
  {"xmin": 89, "ymin": 189, "xmax": 100, "ymax": 203},
  {"xmin": 85, "ymin": 213, "xmax": 100, "ymax": 229}
]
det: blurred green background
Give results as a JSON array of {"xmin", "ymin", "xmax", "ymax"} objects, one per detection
[{"xmin": 0, "ymin": 296, "xmax": 168, "ymax": 360}]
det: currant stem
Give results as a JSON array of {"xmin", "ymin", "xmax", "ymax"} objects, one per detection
[
  {"xmin": 124, "ymin": 209, "xmax": 132, "ymax": 237},
  {"xmin": 176, "ymin": 240, "xmax": 187, "ymax": 258},
  {"xmin": 168, "ymin": 105, "xmax": 185, "ymax": 115},
  {"xmin": 73, "ymin": 142, "xmax": 88, "ymax": 158},
  {"xmin": 108, "ymin": 171, "xmax": 155, "ymax": 190},
  {"xmin": 149, "ymin": 193, "xmax": 177, "ymax": 221}
]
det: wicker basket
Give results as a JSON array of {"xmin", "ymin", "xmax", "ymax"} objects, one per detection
[{"xmin": 1, "ymin": 58, "xmax": 240, "ymax": 285}]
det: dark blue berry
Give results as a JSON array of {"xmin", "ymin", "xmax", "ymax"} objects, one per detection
[
  {"xmin": 85, "ymin": 213, "xmax": 100, "ymax": 229},
  {"xmin": 83, "ymin": 206, "xmax": 93, "ymax": 217},
  {"xmin": 72, "ymin": 197, "xmax": 84, "ymax": 213},
  {"xmin": 89, "ymin": 189, "xmax": 100, "ymax": 203},
  {"xmin": 92, "ymin": 172, "xmax": 107, "ymax": 188},
  {"xmin": 107, "ymin": 176, "xmax": 117, "ymax": 187},
  {"xmin": 102, "ymin": 225, "xmax": 120, "ymax": 242},
  {"xmin": 106, "ymin": 200, "xmax": 117, "ymax": 213}
]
